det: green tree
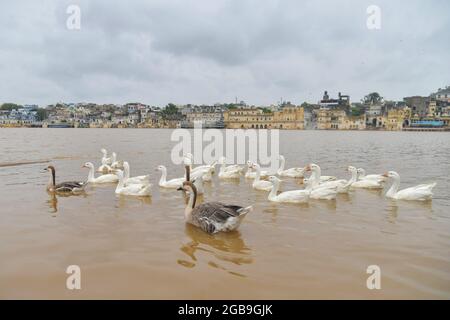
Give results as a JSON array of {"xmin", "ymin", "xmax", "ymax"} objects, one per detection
[
  {"xmin": 36, "ymin": 108, "xmax": 48, "ymax": 121},
  {"xmin": 1, "ymin": 103, "xmax": 22, "ymax": 111},
  {"xmin": 362, "ymin": 92, "xmax": 383, "ymax": 105}
]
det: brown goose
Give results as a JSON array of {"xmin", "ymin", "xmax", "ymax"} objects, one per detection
[
  {"xmin": 178, "ymin": 181, "xmax": 253, "ymax": 234},
  {"xmin": 44, "ymin": 165, "xmax": 87, "ymax": 194}
]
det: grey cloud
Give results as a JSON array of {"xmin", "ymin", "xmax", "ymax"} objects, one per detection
[{"xmin": 0, "ymin": 0, "xmax": 448, "ymax": 106}]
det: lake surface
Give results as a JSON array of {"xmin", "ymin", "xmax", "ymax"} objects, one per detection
[{"xmin": 0, "ymin": 128, "xmax": 449, "ymax": 299}]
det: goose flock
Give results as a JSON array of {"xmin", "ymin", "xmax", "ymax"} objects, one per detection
[{"xmin": 44, "ymin": 148, "xmax": 437, "ymax": 234}]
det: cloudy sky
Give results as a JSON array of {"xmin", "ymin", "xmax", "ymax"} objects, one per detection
[{"xmin": 0, "ymin": 0, "xmax": 448, "ymax": 106}]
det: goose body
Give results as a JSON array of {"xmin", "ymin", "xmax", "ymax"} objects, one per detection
[
  {"xmin": 218, "ymin": 157, "xmax": 244, "ymax": 173},
  {"xmin": 83, "ymin": 162, "xmax": 118, "ymax": 183},
  {"xmin": 115, "ymin": 170, "xmax": 152, "ymax": 197},
  {"xmin": 267, "ymin": 176, "xmax": 309, "ymax": 203},
  {"xmin": 250, "ymin": 163, "xmax": 273, "ymax": 191},
  {"xmin": 157, "ymin": 165, "xmax": 185, "ymax": 188},
  {"xmin": 123, "ymin": 161, "xmax": 150, "ymax": 185},
  {"xmin": 277, "ymin": 155, "xmax": 305, "ymax": 178},
  {"xmin": 179, "ymin": 181, "xmax": 252, "ymax": 234},
  {"xmin": 100, "ymin": 148, "xmax": 112, "ymax": 165},
  {"xmin": 306, "ymin": 164, "xmax": 350, "ymax": 193},
  {"xmin": 383, "ymin": 171, "xmax": 436, "ymax": 201},
  {"xmin": 245, "ymin": 161, "xmax": 269, "ymax": 179},
  {"xmin": 357, "ymin": 168, "xmax": 387, "ymax": 182},
  {"xmin": 45, "ymin": 166, "xmax": 87, "ymax": 194},
  {"xmin": 305, "ymin": 180, "xmax": 337, "ymax": 200},
  {"xmin": 347, "ymin": 166, "xmax": 383, "ymax": 189},
  {"xmin": 111, "ymin": 152, "xmax": 124, "ymax": 170},
  {"xmin": 184, "ymin": 153, "xmax": 217, "ymax": 176}
]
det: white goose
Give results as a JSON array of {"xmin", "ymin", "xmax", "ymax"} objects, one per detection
[
  {"xmin": 277, "ymin": 155, "xmax": 305, "ymax": 178},
  {"xmin": 183, "ymin": 155, "xmax": 215, "ymax": 182},
  {"xmin": 245, "ymin": 160, "xmax": 269, "ymax": 179},
  {"xmin": 218, "ymin": 157, "xmax": 244, "ymax": 173},
  {"xmin": 305, "ymin": 164, "xmax": 351, "ymax": 193},
  {"xmin": 157, "ymin": 165, "xmax": 185, "ymax": 188},
  {"xmin": 184, "ymin": 153, "xmax": 217, "ymax": 175},
  {"xmin": 115, "ymin": 170, "xmax": 152, "ymax": 197},
  {"xmin": 304, "ymin": 179, "xmax": 337, "ymax": 200},
  {"xmin": 383, "ymin": 171, "xmax": 436, "ymax": 201},
  {"xmin": 250, "ymin": 163, "xmax": 273, "ymax": 191},
  {"xmin": 101, "ymin": 148, "xmax": 112, "ymax": 164},
  {"xmin": 83, "ymin": 162, "xmax": 118, "ymax": 183},
  {"xmin": 348, "ymin": 166, "xmax": 383, "ymax": 189},
  {"xmin": 111, "ymin": 152, "xmax": 124, "ymax": 170},
  {"xmin": 357, "ymin": 168, "xmax": 387, "ymax": 182},
  {"xmin": 218, "ymin": 157, "xmax": 242, "ymax": 179},
  {"xmin": 123, "ymin": 161, "xmax": 150, "ymax": 185},
  {"xmin": 267, "ymin": 176, "xmax": 309, "ymax": 203}
]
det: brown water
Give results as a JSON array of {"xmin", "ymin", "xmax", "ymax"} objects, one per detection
[{"xmin": 0, "ymin": 128, "xmax": 449, "ymax": 299}]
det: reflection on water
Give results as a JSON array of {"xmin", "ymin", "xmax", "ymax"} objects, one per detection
[{"xmin": 178, "ymin": 224, "xmax": 252, "ymax": 277}]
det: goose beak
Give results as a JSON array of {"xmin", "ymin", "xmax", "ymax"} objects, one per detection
[
  {"xmin": 382, "ymin": 172, "xmax": 388, "ymax": 177},
  {"xmin": 177, "ymin": 187, "xmax": 184, "ymax": 191},
  {"xmin": 305, "ymin": 165, "xmax": 311, "ymax": 172}
]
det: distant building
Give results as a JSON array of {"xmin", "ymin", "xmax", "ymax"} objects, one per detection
[
  {"xmin": 404, "ymin": 96, "xmax": 428, "ymax": 117},
  {"xmin": 224, "ymin": 107, "xmax": 304, "ymax": 129},
  {"xmin": 319, "ymin": 91, "xmax": 350, "ymax": 111}
]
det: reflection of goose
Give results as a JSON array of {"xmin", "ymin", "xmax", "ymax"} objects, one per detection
[
  {"xmin": 178, "ymin": 223, "xmax": 253, "ymax": 270},
  {"xmin": 383, "ymin": 171, "xmax": 436, "ymax": 201},
  {"xmin": 277, "ymin": 155, "xmax": 305, "ymax": 178},
  {"xmin": 83, "ymin": 162, "xmax": 118, "ymax": 183},
  {"xmin": 267, "ymin": 176, "xmax": 309, "ymax": 203},
  {"xmin": 178, "ymin": 181, "xmax": 253, "ymax": 234},
  {"xmin": 115, "ymin": 170, "xmax": 152, "ymax": 197},
  {"xmin": 44, "ymin": 165, "xmax": 87, "ymax": 194}
]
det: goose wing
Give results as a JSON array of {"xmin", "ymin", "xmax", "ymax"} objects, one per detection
[
  {"xmin": 192, "ymin": 202, "xmax": 244, "ymax": 234},
  {"xmin": 54, "ymin": 181, "xmax": 86, "ymax": 192}
]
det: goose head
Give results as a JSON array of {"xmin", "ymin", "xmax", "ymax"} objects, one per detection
[
  {"xmin": 101, "ymin": 148, "xmax": 107, "ymax": 155},
  {"xmin": 383, "ymin": 171, "xmax": 399, "ymax": 180},
  {"xmin": 305, "ymin": 163, "xmax": 319, "ymax": 173},
  {"xmin": 268, "ymin": 175, "xmax": 281, "ymax": 185},
  {"xmin": 156, "ymin": 165, "xmax": 166, "ymax": 172},
  {"xmin": 348, "ymin": 166, "xmax": 357, "ymax": 173},
  {"xmin": 357, "ymin": 168, "xmax": 366, "ymax": 176},
  {"xmin": 246, "ymin": 160, "xmax": 253, "ymax": 168},
  {"xmin": 250, "ymin": 163, "xmax": 260, "ymax": 170},
  {"xmin": 218, "ymin": 156, "xmax": 226, "ymax": 164},
  {"xmin": 82, "ymin": 162, "xmax": 94, "ymax": 170}
]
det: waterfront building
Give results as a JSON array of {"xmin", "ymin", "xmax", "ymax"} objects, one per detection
[
  {"xmin": 404, "ymin": 96, "xmax": 428, "ymax": 117},
  {"xmin": 319, "ymin": 91, "xmax": 351, "ymax": 112},
  {"xmin": 431, "ymin": 86, "xmax": 450, "ymax": 103},
  {"xmin": 224, "ymin": 106, "xmax": 304, "ymax": 129},
  {"xmin": 317, "ymin": 108, "xmax": 365, "ymax": 130},
  {"xmin": 385, "ymin": 107, "xmax": 411, "ymax": 131}
]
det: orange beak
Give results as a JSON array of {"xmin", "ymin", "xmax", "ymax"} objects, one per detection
[
  {"xmin": 305, "ymin": 165, "xmax": 311, "ymax": 172},
  {"xmin": 382, "ymin": 172, "xmax": 388, "ymax": 177}
]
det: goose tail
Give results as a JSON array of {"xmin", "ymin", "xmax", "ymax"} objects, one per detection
[{"xmin": 237, "ymin": 205, "xmax": 253, "ymax": 216}]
